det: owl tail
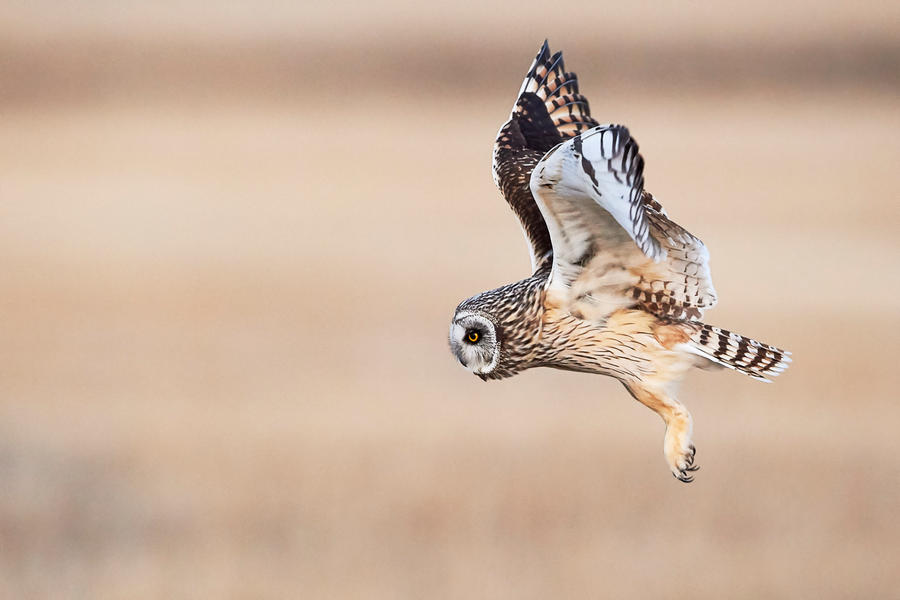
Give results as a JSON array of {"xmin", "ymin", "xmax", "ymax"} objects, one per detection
[{"xmin": 685, "ymin": 324, "xmax": 791, "ymax": 383}]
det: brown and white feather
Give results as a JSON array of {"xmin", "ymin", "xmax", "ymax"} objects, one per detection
[{"xmin": 492, "ymin": 41, "xmax": 600, "ymax": 272}]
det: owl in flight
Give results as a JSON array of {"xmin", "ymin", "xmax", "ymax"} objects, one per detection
[{"xmin": 449, "ymin": 41, "xmax": 791, "ymax": 482}]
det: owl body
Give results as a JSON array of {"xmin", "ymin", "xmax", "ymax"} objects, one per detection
[
  {"xmin": 449, "ymin": 41, "xmax": 790, "ymax": 482},
  {"xmin": 457, "ymin": 277, "xmax": 697, "ymax": 384}
]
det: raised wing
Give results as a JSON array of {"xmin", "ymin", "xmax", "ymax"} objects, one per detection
[
  {"xmin": 492, "ymin": 41, "xmax": 601, "ymax": 273},
  {"xmin": 531, "ymin": 125, "xmax": 717, "ymax": 321}
]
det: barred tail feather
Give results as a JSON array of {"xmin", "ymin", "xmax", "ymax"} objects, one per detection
[{"xmin": 686, "ymin": 324, "xmax": 792, "ymax": 383}]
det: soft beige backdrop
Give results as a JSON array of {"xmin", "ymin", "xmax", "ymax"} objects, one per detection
[{"xmin": 1, "ymin": 1, "xmax": 899, "ymax": 598}]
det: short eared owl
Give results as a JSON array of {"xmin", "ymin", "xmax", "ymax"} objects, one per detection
[{"xmin": 449, "ymin": 41, "xmax": 791, "ymax": 482}]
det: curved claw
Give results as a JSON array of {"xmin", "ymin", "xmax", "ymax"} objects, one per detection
[
  {"xmin": 674, "ymin": 471, "xmax": 694, "ymax": 484},
  {"xmin": 672, "ymin": 445, "xmax": 699, "ymax": 482}
]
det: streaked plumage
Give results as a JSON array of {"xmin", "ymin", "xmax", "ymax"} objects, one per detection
[{"xmin": 449, "ymin": 41, "xmax": 791, "ymax": 482}]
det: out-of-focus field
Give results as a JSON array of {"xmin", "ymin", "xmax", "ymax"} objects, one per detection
[{"xmin": 1, "ymin": 2, "xmax": 899, "ymax": 598}]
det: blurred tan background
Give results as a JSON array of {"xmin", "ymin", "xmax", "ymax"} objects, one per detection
[{"xmin": 2, "ymin": 1, "xmax": 899, "ymax": 598}]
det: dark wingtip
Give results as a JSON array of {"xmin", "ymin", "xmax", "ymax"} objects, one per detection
[{"xmin": 537, "ymin": 39, "xmax": 550, "ymax": 59}]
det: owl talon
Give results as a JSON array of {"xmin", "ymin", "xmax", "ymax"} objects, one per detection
[
  {"xmin": 673, "ymin": 461, "xmax": 699, "ymax": 482},
  {"xmin": 674, "ymin": 471, "xmax": 694, "ymax": 483},
  {"xmin": 662, "ymin": 420, "xmax": 698, "ymax": 483},
  {"xmin": 684, "ymin": 445, "xmax": 697, "ymax": 467}
]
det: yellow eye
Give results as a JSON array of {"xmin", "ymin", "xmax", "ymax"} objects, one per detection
[{"xmin": 466, "ymin": 330, "xmax": 480, "ymax": 343}]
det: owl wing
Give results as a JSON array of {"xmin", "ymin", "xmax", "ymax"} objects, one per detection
[
  {"xmin": 530, "ymin": 125, "xmax": 717, "ymax": 321},
  {"xmin": 492, "ymin": 40, "xmax": 601, "ymax": 273}
]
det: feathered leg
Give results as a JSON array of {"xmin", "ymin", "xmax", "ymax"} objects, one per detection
[{"xmin": 624, "ymin": 382, "xmax": 699, "ymax": 483}]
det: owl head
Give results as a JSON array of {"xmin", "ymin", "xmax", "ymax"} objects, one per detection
[{"xmin": 449, "ymin": 310, "xmax": 500, "ymax": 379}]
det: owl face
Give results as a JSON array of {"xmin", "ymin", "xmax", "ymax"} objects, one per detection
[{"xmin": 449, "ymin": 311, "xmax": 499, "ymax": 377}]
